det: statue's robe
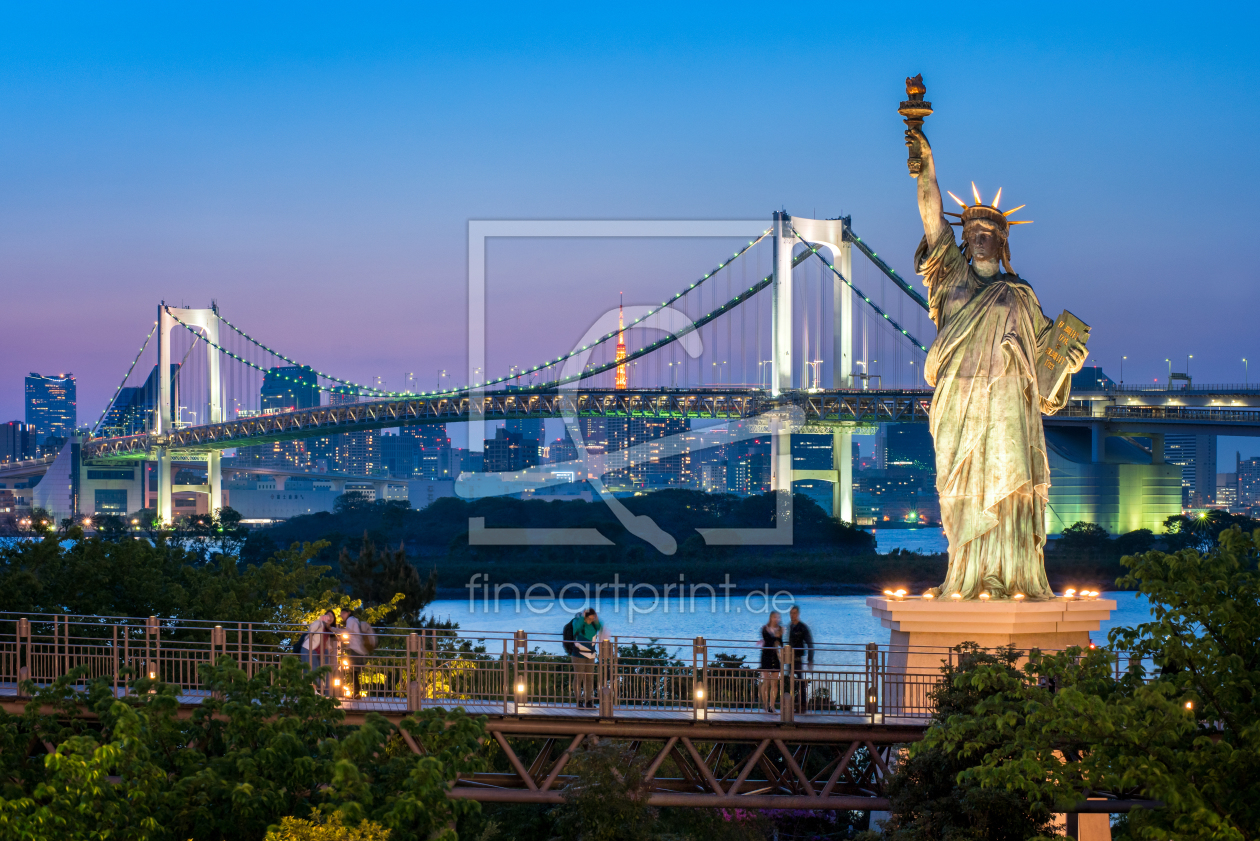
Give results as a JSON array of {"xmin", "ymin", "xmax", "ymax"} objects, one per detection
[{"xmin": 917, "ymin": 227, "xmax": 1070, "ymax": 599}]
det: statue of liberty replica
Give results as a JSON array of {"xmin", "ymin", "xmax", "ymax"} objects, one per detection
[{"xmin": 901, "ymin": 76, "xmax": 1088, "ymax": 600}]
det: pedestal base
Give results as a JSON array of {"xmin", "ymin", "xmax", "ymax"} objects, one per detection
[
  {"xmin": 867, "ymin": 596, "xmax": 1117, "ymax": 841},
  {"xmin": 867, "ymin": 595, "xmax": 1117, "ymax": 675}
]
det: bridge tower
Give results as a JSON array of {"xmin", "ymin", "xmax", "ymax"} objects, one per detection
[
  {"xmin": 769, "ymin": 213, "xmax": 856, "ymax": 523},
  {"xmin": 155, "ymin": 304, "xmax": 223, "ymax": 523}
]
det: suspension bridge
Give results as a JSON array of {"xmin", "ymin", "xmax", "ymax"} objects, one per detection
[{"xmin": 9, "ymin": 211, "xmax": 1260, "ymax": 526}]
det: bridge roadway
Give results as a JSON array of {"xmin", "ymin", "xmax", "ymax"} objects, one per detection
[{"xmin": 75, "ymin": 385, "xmax": 1260, "ymax": 463}]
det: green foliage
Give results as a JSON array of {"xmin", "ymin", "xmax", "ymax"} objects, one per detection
[
  {"xmin": 866, "ymin": 645, "xmax": 1057, "ymax": 841},
  {"xmin": 339, "ymin": 534, "xmax": 436, "ymax": 625},
  {"xmin": 917, "ymin": 526, "xmax": 1260, "ymax": 841},
  {"xmin": 550, "ymin": 739, "xmax": 657, "ymax": 841},
  {"xmin": 1162, "ymin": 510, "xmax": 1260, "ymax": 553},
  {"xmin": 0, "ymin": 658, "xmax": 487, "ymax": 841},
  {"xmin": 265, "ymin": 811, "xmax": 392, "ymax": 841},
  {"xmin": 1059, "ymin": 520, "xmax": 1112, "ymax": 553},
  {"xmin": 0, "ymin": 530, "xmax": 342, "ymax": 626}
]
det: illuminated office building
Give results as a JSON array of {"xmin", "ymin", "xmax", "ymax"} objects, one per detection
[{"xmin": 25, "ymin": 373, "xmax": 77, "ymax": 444}]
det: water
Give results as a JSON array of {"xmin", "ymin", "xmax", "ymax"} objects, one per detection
[
  {"xmin": 872, "ymin": 527, "xmax": 948, "ymax": 554},
  {"xmin": 424, "ymin": 592, "xmax": 1152, "ymax": 652}
]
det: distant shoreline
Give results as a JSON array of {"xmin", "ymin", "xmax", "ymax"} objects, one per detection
[{"xmin": 428, "ymin": 551, "xmax": 1135, "ymax": 599}]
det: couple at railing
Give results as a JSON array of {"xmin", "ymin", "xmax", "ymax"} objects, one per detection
[
  {"xmin": 298, "ymin": 608, "xmax": 376, "ymax": 669},
  {"xmin": 757, "ymin": 606, "xmax": 815, "ymax": 713}
]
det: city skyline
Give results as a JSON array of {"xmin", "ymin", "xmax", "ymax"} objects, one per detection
[{"xmin": 1, "ymin": 5, "xmax": 1257, "ymax": 439}]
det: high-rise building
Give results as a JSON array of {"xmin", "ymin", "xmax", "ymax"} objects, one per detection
[
  {"xmin": 260, "ymin": 366, "xmax": 320, "ymax": 411},
  {"xmin": 306, "ymin": 387, "xmax": 382, "ymax": 474},
  {"xmin": 626, "ymin": 417, "xmax": 688, "ymax": 487},
  {"xmin": 1216, "ymin": 470, "xmax": 1239, "ymax": 509},
  {"xmin": 573, "ymin": 417, "xmax": 608, "ymax": 453},
  {"xmin": 732, "ymin": 450, "xmax": 771, "ymax": 495},
  {"xmin": 1164, "ymin": 434, "xmax": 1217, "ymax": 507},
  {"xmin": 484, "ymin": 427, "xmax": 526, "ymax": 473},
  {"xmin": 402, "ymin": 424, "xmax": 452, "ymax": 480},
  {"xmin": 1238, "ymin": 456, "xmax": 1260, "ymax": 510},
  {"xmin": 0, "ymin": 422, "xmax": 36, "ymax": 463},
  {"xmin": 550, "ymin": 431, "xmax": 579, "ymax": 464},
  {"xmin": 25, "ymin": 373, "xmax": 77, "ymax": 444},
  {"xmin": 882, "ymin": 424, "xmax": 935, "ymax": 478},
  {"xmin": 506, "ymin": 418, "xmax": 544, "ymax": 469},
  {"xmin": 100, "ymin": 363, "xmax": 181, "ymax": 436},
  {"xmin": 379, "ymin": 432, "xmax": 418, "ymax": 478},
  {"xmin": 239, "ymin": 367, "xmax": 321, "ymax": 469},
  {"xmin": 792, "ymin": 435, "xmax": 832, "ymax": 470},
  {"xmin": 454, "ymin": 448, "xmax": 483, "ymax": 475}
]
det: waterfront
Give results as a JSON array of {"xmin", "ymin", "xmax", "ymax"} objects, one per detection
[
  {"xmin": 872, "ymin": 527, "xmax": 948, "ymax": 554},
  {"xmin": 424, "ymin": 591, "xmax": 1151, "ymax": 655}
]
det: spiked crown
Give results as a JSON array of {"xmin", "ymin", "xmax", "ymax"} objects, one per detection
[
  {"xmin": 943, "ymin": 183, "xmax": 1032, "ymax": 274},
  {"xmin": 943, "ymin": 182, "xmax": 1032, "ymax": 236}
]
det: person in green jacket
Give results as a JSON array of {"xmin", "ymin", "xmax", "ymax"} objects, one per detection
[{"xmin": 569, "ymin": 608, "xmax": 602, "ymax": 708}]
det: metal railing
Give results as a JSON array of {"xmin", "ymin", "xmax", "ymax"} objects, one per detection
[{"xmin": 0, "ymin": 612, "xmax": 1141, "ymax": 723}]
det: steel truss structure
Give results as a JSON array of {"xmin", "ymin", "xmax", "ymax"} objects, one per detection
[
  {"xmin": 82, "ymin": 388, "xmax": 941, "ymax": 461},
  {"xmin": 442, "ymin": 718, "xmax": 921, "ymax": 809}
]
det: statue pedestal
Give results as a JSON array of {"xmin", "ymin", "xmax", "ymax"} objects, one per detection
[{"xmin": 867, "ymin": 595, "xmax": 1117, "ymax": 675}]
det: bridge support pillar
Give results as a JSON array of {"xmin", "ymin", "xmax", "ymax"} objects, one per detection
[
  {"xmin": 156, "ymin": 448, "xmax": 173, "ymax": 524},
  {"xmin": 207, "ymin": 451, "xmax": 222, "ymax": 514},
  {"xmin": 832, "ymin": 429, "xmax": 853, "ymax": 523},
  {"xmin": 1149, "ymin": 432, "xmax": 1164, "ymax": 464},
  {"xmin": 1090, "ymin": 423, "xmax": 1105, "ymax": 463},
  {"xmin": 771, "ymin": 427, "xmax": 792, "ymax": 496},
  {"xmin": 771, "ymin": 212, "xmax": 794, "ymax": 397}
]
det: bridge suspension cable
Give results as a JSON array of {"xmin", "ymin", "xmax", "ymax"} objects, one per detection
[
  {"xmin": 208, "ymin": 229, "xmax": 770, "ymax": 397},
  {"xmin": 92, "ymin": 320, "xmax": 158, "ymax": 436},
  {"xmin": 847, "ymin": 229, "xmax": 929, "ymax": 312},
  {"xmin": 791, "ymin": 225, "xmax": 931, "ymax": 353}
]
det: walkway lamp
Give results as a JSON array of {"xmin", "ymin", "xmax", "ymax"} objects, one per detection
[{"xmin": 1245, "ymin": 358, "xmax": 1249, "ymax": 387}]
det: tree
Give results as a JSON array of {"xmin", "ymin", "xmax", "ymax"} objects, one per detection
[
  {"xmin": 920, "ymin": 526, "xmax": 1260, "ymax": 841},
  {"xmin": 0, "ymin": 529, "xmax": 342, "ymax": 625},
  {"xmin": 858, "ymin": 645, "xmax": 1057, "ymax": 841},
  {"xmin": 1059, "ymin": 520, "xmax": 1112, "ymax": 556},
  {"xmin": 334, "ymin": 492, "xmax": 374, "ymax": 515},
  {"xmin": 338, "ymin": 534, "xmax": 436, "ymax": 625},
  {"xmin": 549, "ymin": 739, "xmax": 656, "ymax": 841},
  {"xmin": 1114, "ymin": 528, "xmax": 1156, "ymax": 558},
  {"xmin": 265, "ymin": 812, "xmax": 391, "ymax": 841},
  {"xmin": 0, "ymin": 657, "xmax": 488, "ymax": 841}
]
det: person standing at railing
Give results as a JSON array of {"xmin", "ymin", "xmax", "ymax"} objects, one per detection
[
  {"xmin": 300, "ymin": 610, "xmax": 336, "ymax": 669},
  {"xmin": 566, "ymin": 608, "xmax": 602, "ymax": 709},
  {"xmin": 758, "ymin": 611, "xmax": 783, "ymax": 713},
  {"xmin": 787, "ymin": 606, "xmax": 814, "ymax": 711},
  {"xmin": 338, "ymin": 608, "xmax": 371, "ymax": 668}
]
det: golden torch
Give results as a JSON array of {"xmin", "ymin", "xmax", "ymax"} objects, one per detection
[{"xmin": 898, "ymin": 74, "xmax": 933, "ymax": 176}]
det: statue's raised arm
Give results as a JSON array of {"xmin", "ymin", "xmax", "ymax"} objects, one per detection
[{"xmin": 909, "ymin": 129, "xmax": 946, "ymax": 246}]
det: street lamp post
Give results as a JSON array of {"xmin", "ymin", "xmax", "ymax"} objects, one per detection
[
  {"xmin": 1166, "ymin": 358, "xmax": 1171, "ymax": 385},
  {"xmin": 1245, "ymin": 358, "xmax": 1249, "ymax": 387},
  {"xmin": 1121, "ymin": 355, "xmax": 1126, "ymax": 386}
]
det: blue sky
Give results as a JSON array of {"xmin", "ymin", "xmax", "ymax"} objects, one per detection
[{"xmin": 2, "ymin": 3, "xmax": 1258, "ymax": 450}]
